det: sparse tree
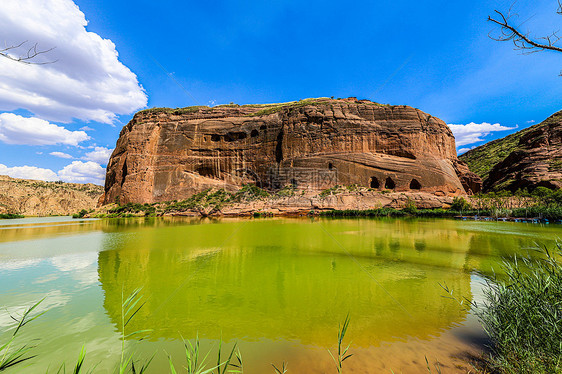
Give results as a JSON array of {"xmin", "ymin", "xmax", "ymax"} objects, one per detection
[
  {"xmin": 0, "ymin": 40, "xmax": 56, "ymax": 65},
  {"xmin": 488, "ymin": 1, "xmax": 562, "ymax": 72}
]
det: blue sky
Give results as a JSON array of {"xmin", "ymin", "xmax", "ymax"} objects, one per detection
[{"xmin": 0, "ymin": 0, "xmax": 561, "ymax": 184}]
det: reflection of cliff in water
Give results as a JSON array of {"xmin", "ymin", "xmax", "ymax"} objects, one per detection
[{"xmin": 97, "ymin": 218, "xmax": 484, "ymax": 347}]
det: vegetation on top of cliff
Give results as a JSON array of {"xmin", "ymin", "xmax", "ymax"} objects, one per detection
[
  {"xmin": 135, "ymin": 98, "xmax": 391, "ymax": 119},
  {"xmin": 243, "ymin": 98, "xmax": 329, "ymax": 116},
  {"xmin": 136, "ymin": 106, "xmax": 210, "ymax": 116},
  {"xmin": 459, "ymin": 111, "xmax": 562, "ymax": 183},
  {"xmin": 244, "ymin": 97, "xmax": 389, "ymax": 117}
]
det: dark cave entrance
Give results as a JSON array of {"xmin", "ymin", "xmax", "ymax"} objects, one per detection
[
  {"xmin": 385, "ymin": 177, "xmax": 395, "ymax": 190},
  {"xmin": 410, "ymin": 179, "xmax": 421, "ymax": 190}
]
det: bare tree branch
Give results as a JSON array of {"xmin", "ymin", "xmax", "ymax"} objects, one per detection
[
  {"xmin": 488, "ymin": 9, "xmax": 562, "ymax": 53},
  {"xmin": 0, "ymin": 40, "xmax": 57, "ymax": 65}
]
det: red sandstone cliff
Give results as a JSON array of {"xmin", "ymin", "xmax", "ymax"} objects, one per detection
[
  {"xmin": 485, "ymin": 111, "xmax": 562, "ymax": 191},
  {"xmin": 102, "ymin": 98, "xmax": 480, "ymax": 205}
]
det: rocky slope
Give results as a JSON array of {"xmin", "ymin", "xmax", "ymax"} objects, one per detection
[
  {"xmin": 102, "ymin": 97, "xmax": 481, "ymax": 205},
  {"xmin": 459, "ymin": 111, "xmax": 562, "ymax": 191},
  {"xmin": 0, "ymin": 175, "xmax": 103, "ymax": 216}
]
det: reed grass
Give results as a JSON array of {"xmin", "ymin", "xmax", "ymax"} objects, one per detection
[
  {"xmin": 328, "ymin": 314, "xmax": 352, "ymax": 374},
  {"xmin": 443, "ymin": 242, "xmax": 562, "ymax": 373},
  {"xmin": 478, "ymin": 244, "xmax": 562, "ymax": 373},
  {"xmin": 53, "ymin": 346, "xmax": 88, "ymax": 374},
  {"xmin": 168, "ymin": 335, "xmax": 220, "ymax": 374},
  {"xmin": 271, "ymin": 362, "xmax": 287, "ymax": 374},
  {"xmin": 0, "ymin": 298, "xmax": 46, "ymax": 372},
  {"xmin": 118, "ymin": 288, "xmax": 153, "ymax": 374}
]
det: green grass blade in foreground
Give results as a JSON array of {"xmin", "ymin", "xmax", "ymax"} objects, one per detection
[
  {"xmin": 215, "ymin": 337, "xmax": 237, "ymax": 374},
  {"xmin": 328, "ymin": 315, "xmax": 352, "ymax": 374},
  {"xmin": 228, "ymin": 348, "xmax": 243, "ymax": 373},
  {"xmin": 0, "ymin": 298, "xmax": 46, "ymax": 371},
  {"xmin": 131, "ymin": 353, "xmax": 154, "ymax": 374},
  {"xmin": 177, "ymin": 334, "xmax": 222, "ymax": 374},
  {"xmin": 12, "ymin": 298, "xmax": 47, "ymax": 336},
  {"xmin": 271, "ymin": 362, "xmax": 287, "ymax": 374},
  {"xmin": 118, "ymin": 287, "xmax": 153, "ymax": 374},
  {"xmin": 72, "ymin": 346, "xmax": 86, "ymax": 374},
  {"xmin": 0, "ymin": 340, "xmax": 37, "ymax": 371}
]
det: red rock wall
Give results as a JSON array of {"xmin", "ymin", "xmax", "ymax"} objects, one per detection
[
  {"xmin": 485, "ymin": 113, "xmax": 562, "ymax": 191},
  {"xmin": 103, "ymin": 98, "xmax": 480, "ymax": 205}
]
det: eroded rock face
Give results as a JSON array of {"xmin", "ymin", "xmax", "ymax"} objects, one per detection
[
  {"xmin": 0, "ymin": 175, "xmax": 103, "ymax": 216},
  {"xmin": 103, "ymin": 98, "xmax": 481, "ymax": 205},
  {"xmin": 485, "ymin": 112, "xmax": 562, "ymax": 191}
]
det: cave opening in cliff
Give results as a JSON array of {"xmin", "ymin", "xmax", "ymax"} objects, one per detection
[
  {"xmin": 328, "ymin": 163, "xmax": 333, "ymax": 170},
  {"xmin": 120, "ymin": 161, "xmax": 128, "ymax": 187},
  {"xmin": 370, "ymin": 177, "xmax": 379, "ymax": 189},
  {"xmin": 251, "ymin": 130, "xmax": 259, "ymax": 138},
  {"xmin": 410, "ymin": 179, "xmax": 421, "ymax": 190},
  {"xmin": 196, "ymin": 166, "xmax": 214, "ymax": 177},
  {"xmin": 211, "ymin": 134, "xmax": 221, "ymax": 142},
  {"xmin": 385, "ymin": 177, "xmax": 395, "ymax": 189},
  {"xmin": 225, "ymin": 132, "xmax": 247, "ymax": 142},
  {"xmin": 275, "ymin": 130, "xmax": 284, "ymax": 163}
]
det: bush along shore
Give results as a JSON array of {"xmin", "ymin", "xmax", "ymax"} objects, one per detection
[
  {"xmin": 443, "ymin": 242, "xmax": 562, "ymax": 373},
  {"xmin": 322, "ymin": 187, "xmax": 562, "ymax": 221},
  {"xmin": 0, "ymin": 213, "xmax": 24, "ymax": 219},
  {"xmin": 73, "ymin": 184, "xmax": 562, "ymax": 221}
]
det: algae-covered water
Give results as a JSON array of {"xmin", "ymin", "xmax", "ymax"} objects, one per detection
[{"xmin": 0, "ymin": 217, "xmax": 559, "ymax": 373}]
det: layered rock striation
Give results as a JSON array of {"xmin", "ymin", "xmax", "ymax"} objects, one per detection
[
  {"xmin": 103, "ymin": 97, "xmax": 480, "ymax": 205},
  {"xmin": 461, "ymin": 111, "xmax": 562, "ymax": 192}
]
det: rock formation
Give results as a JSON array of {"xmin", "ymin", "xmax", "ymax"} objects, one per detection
[
  {"xmin": 102, "ymin": 97, "xmax": 481, "ymax": 205},
  {"xmin": 460, "ymin": 110, "xmax": 562, "ymax": 192},
  {"xmin": 0, "ymin": 175, "xmax": 103, "ymax": 216}
]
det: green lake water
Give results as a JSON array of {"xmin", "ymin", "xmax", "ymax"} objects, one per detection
[{"xmin": 0, "ymin": 217, "xmax": 560, "ymax": 373}]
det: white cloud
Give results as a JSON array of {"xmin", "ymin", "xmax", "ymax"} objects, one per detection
[
  {"xmin": 57, "ymin": 161, "xmax": 105, "ymax": 185},
  {"xmin": 50, "ymin": 151, "xmax": 73, "ymax": 159},
  {"xmin": 79, "ymin": 126, "xmax": 94, "ymax": 131},
  {"xmin": 0, "ymin": 113, "xmax": 89, "ymax": 146},
  {"xmin": 457, "ymin": 147, "xmax": 476, "ymax": 155},
  {"xmin": 83, "ymin": 146, "xmax": 113, "ymax": 165},
  {"xmin": 0, "ymin": 160, "xmax": 105, "ymax": 184},
  {"xmin": 448, "ymin": 122, "xmax": 518, "ymax": 147},
  {"xmin": 0, "ymin": 163, "xmax": 58, "ymax": 181},
  {"xmin": 0, "ymin": 0, "xmax": 147, "ymax": 123}
]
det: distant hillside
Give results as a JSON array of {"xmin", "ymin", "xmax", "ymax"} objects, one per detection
[
  {"xmin": 459, "ymin": 111, "xmax": 562, "ymax": 191},
  {"xmin": 0, "ymin": 175, "xmax": 103, "ymax": 216}
]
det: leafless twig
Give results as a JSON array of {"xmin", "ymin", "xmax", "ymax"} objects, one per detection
[
  {"xmin": 488, "ymin": 8, "xmax": 562, "ymax": 54},
  {"xmin": 0, "ymin": 40, "xmax": 57, "ymax": 65}
]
